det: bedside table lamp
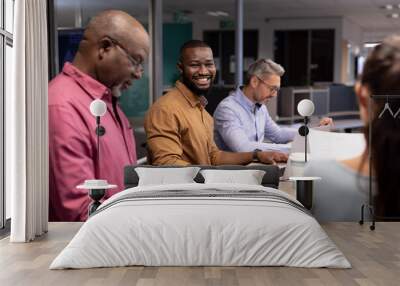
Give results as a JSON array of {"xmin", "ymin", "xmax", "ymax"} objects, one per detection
[
  {"xmin": 297, "ymin": 99, "xmax": 315, "ymax": 162},
  {"xmin": 77, "ymin": 99, "xmax": 116, "ymax": 216},
  {"xmin": 290, "ymin": 99, "xmax": 320, "ymax": 210},
  {"xmin": 90, "ymin": 99, "xmax": 107, "ymax": 165}
]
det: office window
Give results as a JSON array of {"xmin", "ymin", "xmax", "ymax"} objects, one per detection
[
  {"xmin": 4, "ymin": 42, "xmax": 12, "ymax": 220},
  {"xmin": 5, "ymin": 0, "xmax": 14, "ymax": 33},
  {"xmin": 1, "ymin": 0, "xmax": 14, "ymax": 230},
  {"xmin": 204, "ymin": 30, "xmax": 258, "ymax": 86},
  {"xmin": 0, "ymin": 37, "xmax": 3, "ymax": 230},
  {"xmin": 274, "ymin": 29, "xmax": 335, "ymax": 86}
]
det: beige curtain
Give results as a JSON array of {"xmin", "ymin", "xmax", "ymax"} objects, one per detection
[{"xmin": 7, "ymin": 0, "xmax": 49, "ymax": 242}]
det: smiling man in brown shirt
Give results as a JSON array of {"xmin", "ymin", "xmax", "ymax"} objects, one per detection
[{"xmin": 144, "ymin": 40, "xmax": 288, "ymax": 166}]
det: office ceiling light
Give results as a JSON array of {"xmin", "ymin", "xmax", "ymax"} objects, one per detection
[
  {"xmin": 206, "ymin": 10, "xmax": 229, "ymax": 17},
  {"xmin": 216, "ymin": 11, "xmax": 229, "ymax": 17},
  {"xmin": 388, "ymin": 13, "xmax": 399, "ymax": 18},
  {"xmin": 384, "ymin": 4, "xmax": 394, "ymax": 10},
  {"xmin": 364, "ymin": 42, "xmax": 380, "ymax": 48}
]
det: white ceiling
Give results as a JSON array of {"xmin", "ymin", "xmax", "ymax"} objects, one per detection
[{"xmin": 55, "ymin": 0, "xmax": 400, "ymax": 30}]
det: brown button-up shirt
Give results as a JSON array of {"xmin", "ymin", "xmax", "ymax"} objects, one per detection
[{"xmin": 144, "ymin": 81, "xmax": 222, "ymax": 165}]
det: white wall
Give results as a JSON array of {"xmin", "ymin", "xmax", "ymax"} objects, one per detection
[
  {"xmin": 363, "ymin": 29, "xmax": 400, "ymax": 44},
  {"xmin": 343, "ymin": 18, "xmax": 363, "ymax": 49},
  {"xmin": 342, "ymin": 18, "xmax": 363, "ymax": 84}
]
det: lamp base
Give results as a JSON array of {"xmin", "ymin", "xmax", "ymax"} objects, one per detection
[
  {"xmin": 88, "ymin": 188, "xmax": 106, "ymax": 216},
  {"xmin": 77, "ymin": 180, "xmax": 117, "ymax": 217},
  {"xmin": 88, "ymin": 189, "xmax": 106, "ymax": 216}
]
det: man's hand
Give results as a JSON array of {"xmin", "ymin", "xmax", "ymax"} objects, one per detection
[
  {"xmin": 319, "ymin": 117, "xmax": 333, "ymax": 126},
  {"xmin": 257, "ymin": 151, "xmax": 288, "ymax": 164}
]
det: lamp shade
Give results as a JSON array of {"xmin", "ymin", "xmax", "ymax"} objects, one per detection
[
  {"xmin": 89, "ymin": 99, "xmax": 107, "ymax": 117},
  {"xmin": 297, "ymin": 99, "xmax": 315, "ymax": 117}
]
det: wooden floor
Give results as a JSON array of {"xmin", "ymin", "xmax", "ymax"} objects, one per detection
[{"xmin": 1, "ymin": 222, "xmax": 400, "ymax": 286}]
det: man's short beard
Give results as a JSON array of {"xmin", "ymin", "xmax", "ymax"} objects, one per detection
[
  {"xmin": 181, "ymin": 73, "xmax": 213, "ymax": 97},
  {"xmin": 111, "ymin": 84, "xmax": 123, "ymax": 98},
  {"xmin": 254, "ymin": 92, "xmax": 267, "ymax": 105}
]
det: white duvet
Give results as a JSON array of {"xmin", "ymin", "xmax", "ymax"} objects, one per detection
[{"xmin": 50, "ymin": 183, "xmax": 350, "ymax": 269}]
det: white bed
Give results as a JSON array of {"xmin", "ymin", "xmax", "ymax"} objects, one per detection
[{"xmin": 50, "ymin": 183, "xmax": 350, "ymax": 269}]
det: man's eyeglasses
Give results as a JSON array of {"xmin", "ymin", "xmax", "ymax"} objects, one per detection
[
  {"xmin": 256, "ymin": 76, "xmax": 280, "ymax": 94},
  {"xmin": 108, "ymin": 37, "xmax": 143, "ymax": 72}
]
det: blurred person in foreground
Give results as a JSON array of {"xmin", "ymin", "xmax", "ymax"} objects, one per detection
[{"xmin": 304, "ymin": 35, "xmax": 400, "ymax": 221}]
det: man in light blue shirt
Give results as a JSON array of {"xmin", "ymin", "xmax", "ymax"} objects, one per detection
[{"xmin": 214, "ymin": 59, "xmax": 332, "ymax": 153}]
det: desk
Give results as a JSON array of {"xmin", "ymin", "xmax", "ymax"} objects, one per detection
[{"xmin": 330, "ymin": 118, "xmax": 363, "ymax": 132}]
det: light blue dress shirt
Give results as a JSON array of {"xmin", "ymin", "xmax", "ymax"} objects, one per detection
[{"xmin": 213, "ymin": 87, "xmax": 296, "ymax": 153}]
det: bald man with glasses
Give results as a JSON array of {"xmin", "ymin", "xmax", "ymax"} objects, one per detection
[
  {"xmin": 213, "ymin": 59, "xmax": 332, "ymax": 154},
  {"xmin": 48, "ymin": 10, "xmax": 149, "ymax": 221}
]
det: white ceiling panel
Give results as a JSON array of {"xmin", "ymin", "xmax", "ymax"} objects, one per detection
[{"xmin": 55, "ymin": 0, "xmax": 400, "ymax": 30}]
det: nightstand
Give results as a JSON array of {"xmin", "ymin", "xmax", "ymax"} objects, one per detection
[{"xmin": 289, "ymin": 176, "xmax": 321, "ymax": 210}]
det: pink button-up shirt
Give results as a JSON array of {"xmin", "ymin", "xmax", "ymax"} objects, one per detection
[{"xmin": 49, "ymin": 62, "xmax": 137, "ymax": 221}]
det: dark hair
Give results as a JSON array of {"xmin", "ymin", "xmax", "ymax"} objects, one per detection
[
  {"xmin": 179, "ymin": 40, "xmax": 211, "ymax": 62},
  {"xmin": 360, "ymin": 35, "xmax": 400, "ymax": 217}
]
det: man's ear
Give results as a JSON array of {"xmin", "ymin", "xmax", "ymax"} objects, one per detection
[
  {"xmin": 177, "ymin": 62, "xmax": 183, "ymax": 74},
  {"xmin": 355, "ymin": 81, "xmax": 369, "ymax": 108},
  {"xmin": 250, "ymin": 76, "xmax": 259, "ymax": 88},
  {"xmin": 355, "ymin": 81, "xmax": 370, "ymax": 124},
  {"xmin": 98, "ymin": 37, "xmax": 113, "ymax": 59}
]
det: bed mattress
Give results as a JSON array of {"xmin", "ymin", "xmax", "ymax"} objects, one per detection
[{"xmin": 50, "ymin": 183, "xmax": 350, "ymax": 269}]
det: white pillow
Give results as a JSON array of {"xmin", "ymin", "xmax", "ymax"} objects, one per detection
[
  {"xmin": 200, "ymin": 169, "xmax": 266, "ymax": 185},
  {"xmin": 135, "ymin": 167, "xmax": 201, "ymax": 186}
]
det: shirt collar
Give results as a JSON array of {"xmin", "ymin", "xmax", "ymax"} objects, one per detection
[
  {"xmin": 233, "ymin": 86, "xmax": 260, "ymax": 113},
  {"xmin": 175, "ymin": 80, "xmax": 204, "ymax": 108},
  {"xmin": 62, "ymin": 62, "xmax": 112, "ymax": 101}
]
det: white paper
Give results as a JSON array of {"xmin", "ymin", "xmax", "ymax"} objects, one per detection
[{"xmin": 308, "ymin": 129, "xmax": 365, "ymax": 160}]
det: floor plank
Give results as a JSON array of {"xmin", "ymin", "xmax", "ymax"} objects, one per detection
[{"xmin": 1, "ymin": 222, "xmax": 400, "ymax": 286}]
